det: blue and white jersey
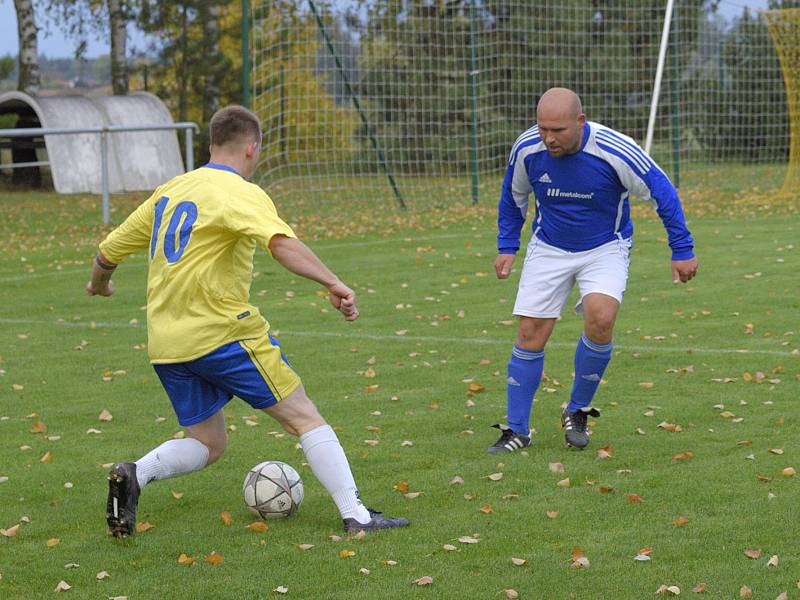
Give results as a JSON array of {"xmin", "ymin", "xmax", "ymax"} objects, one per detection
[{"xmin": 497, "ymin": 121, "xmax": 694, "ymax": 260}]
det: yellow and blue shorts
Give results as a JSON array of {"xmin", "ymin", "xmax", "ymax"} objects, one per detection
[{"xmin": 153, "ymin": 335, "xmax": 302, "ymax": 426}]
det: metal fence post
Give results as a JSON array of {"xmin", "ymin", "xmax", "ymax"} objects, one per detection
[
  {"xmin": 185, "ymin": 127, "xmax": 194, "ymax": 171},
  {"xmin": 100, "ymin": 129, "xmax": 110, "ymax": 225}
]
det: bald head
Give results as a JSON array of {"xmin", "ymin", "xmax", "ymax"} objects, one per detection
[
  {"xmin": 537, "ymin": 87, "xmax": 583, "ymax": 120},
  {"xmin": 536, "ymin": 87, "xmax": 585, "ymax": 157}
]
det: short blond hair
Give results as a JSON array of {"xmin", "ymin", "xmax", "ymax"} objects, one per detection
[{"xmin": 209, "ymin": 105, "xmax": 261, "ymax": 147}]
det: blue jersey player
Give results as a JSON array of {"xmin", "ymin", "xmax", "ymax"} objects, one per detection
[{"xmin": 487, "ymin": 87, "xmax": 698, "ymax": 453}]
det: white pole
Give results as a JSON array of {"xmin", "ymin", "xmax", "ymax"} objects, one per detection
[
  {"xmin": 645, "ymin": 0, "xmax": 675, "ymax": 155},
  {"xmin": 101, "ymin": 129, "xmax": 110, "ymax": 225}
]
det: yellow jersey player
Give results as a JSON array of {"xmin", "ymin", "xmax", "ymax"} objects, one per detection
[{"xmin": 87, "ymin": 105, "xmax": 408, "ymax": 537}]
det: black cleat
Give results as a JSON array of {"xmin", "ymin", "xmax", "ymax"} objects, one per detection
[
  {"xmin": 106, "ymin": 462, "xmax": 140, "ymax": 537},
  {"xmin": 343, "ymin": 508, "xmax": 409, "ymax": 533},
  {"xmin": 486, "ymin": 423, "xmax": 531, "ymax": 454},
  {"xmin": 561, "ymin": 407, "xmax": 600, "ymax": 449}
]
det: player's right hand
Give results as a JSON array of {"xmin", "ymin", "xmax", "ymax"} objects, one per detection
[
  {"xmin": 328, "ymin": 281, "xmax": 359, "ymax": 321},
  {"xmin": 86, "ymin": 280, "xmax": 115, "ymax": 296},
  {"xmin": 495, "ymin": 254, "xmax": 516, "ymax": 279}
]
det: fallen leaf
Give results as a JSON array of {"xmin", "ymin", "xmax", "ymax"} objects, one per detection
[
  {"xmin": 295, "ymin": 544, "xmax": 314, "ymax": 551},
  {"xmin": 404, "ymin": 492, "xmax": 423, "ymax": 499},
  {"xmin": 273, "ymin": 586, "xmax": 288, "ymax": 594},
  {"xmin": 247, "ymin": 522, "xmax": 268, "ymax": 532},
  {"xmin": 691, "ymin": 582, "xmax": 707, "ymax": 593},
  {"xmin": 557, "ymin": 478, "xmax": 571, "ymax": 488},
  {"xmin": 596, "ymin": 446, "xmax": 613, "ymax": 460},
  {"xmin": 219, "ymin": 511, "xmax": 233, "ymax": 526},
  {"xmin": 673, "ymin": 516, "xmax": 690, "ymax": 527},
  {"xmin": 30, "ymin": 421, "xmax": 47, "ymax": 434},
  {"xmin": 769, "ymin": 448, "xmax": 784, "ymax": 455},
  {"xmin": 744, "ymin": 548, "xmax": 761, "ymax": 560},
  {"xmin": 54, "ymin": 580, "xmax": 71, "ymax": 592},
  {"xmin": 1, "ymin": 525, "xmax": 20, "ymax": 538},
  {"xmin": 177, "ymin": 553, "xmax": 196, "ymax": 565},
  {"xmin": 359, "ymin": 567, "xmax": 370, "ymax": 575},
  {"xmin": 627, "ymin": 493, "xmax": 644, "ymax": 504},
  {"xmin": 639, "ymin": 382, "xmax": 655, "ymax": 388},
  {"xmin": 548, "ymin": 462, "xmax": 565, "ymax": 473},
  {"xmin": 458, "ymin": 536, "xmax": 480, "ymax": 544},
  {"xmin": 634, "ymin": 553, "xmax": 651, "ymax": 561},
  {"xmin": 479, "ymin": 504, "xmax": 493, "ymax": 514},
  {"xmin": 171, "ymin": 491, "xmax": 184, "ymax": 500},
  {"xmin": 767, "ymin": 555, "xmax": 779, "ymax": 567},
  {"xmin": 658, "ymin": 422, "xmax": 683, "ymax": 433},
  {"xmin": 381, "ymin": 560, "xmax": 398, "ymax": 566},
  {"xmin": 546, "ymin": 511, "xmax": 559, "ymax": 519},
  {"xmin": 96, "ymin": 571, "xmax": 110, "ymax": 580},
  {"xmin": 673, "ymin": 452, "xmax": 694, "ymax": 461},
  {"xmin": 393, "ymin": 481, "xmax": 409, "ymax": 493},
  {"xmin": 511, "ymin": 557, "xmax": 528, "ymax": 566},
  {"xmin": 740, "ymin": 585, "xmax": 753, "ymax": 598},
  {"xmin": 414, "ymin": 576, "xmax": 433, "ymax": 586},
  {"xmin": 782, "ymin": 467, "xmax": 796, "ymax": 477},
  {"xmin": 204, "ymin": 552, "xmax": 224, "ymax": 565},
  {"xmin": 98, "ymin": 409, "xmax": 113, "ymax": 422},
  {"xmin": 571, "ymin": 556, "xmax": 590, "ymax": 569},
  {"xmin": 487, "ymin": 472, "xmax": 503, "ymax": 481},
  {"xmin": 655, "ymin": 585, "xmax": 681, "ymax": 596},
  {"xmin": 339, "ymin": 549, "xmax": 355, "ymax": 558},
  {"xmin": 47, "ymin": 538, "xmax": 60, "ymax": 547},
  {"xmin": 468, "ymin": 382, "xmax": 485, "ymax": 393},
  {"xmin": 504, "ymin": 590, "xmax": 519, "ymax": 599},
  {"xmin": 136, "ymin": 522, "xmax": 154, "ymax": 533},
  {"xmin": 775, "ymin": 593, "xmax": 788, "ymax": 600},
  {"xmin": 442, "ymin": 544, "xmax": 457, "ymax": 551},
  {"xmin": 449, "ymin": 476, "xmax": 464, "ymax": 485},
  {"xmin": 40, "ymin": 451, "xmax": 52, "ymax": 464}
]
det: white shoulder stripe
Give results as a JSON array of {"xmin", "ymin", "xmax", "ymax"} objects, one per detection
[
  {"xmin": 596, "ymin": 136, "xmax": 649, "ymax": 174},
  {"xmin": 596, "ymin": 130, "xmax": 651, "ymax": 170},
  {"xmin": 509, "ymin": 125, "xmax": 540, "ymax": 164}
]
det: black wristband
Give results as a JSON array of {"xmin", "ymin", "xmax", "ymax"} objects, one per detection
[{"xmin": 95, "ymin": 254, "xmax": 117, "ymax": 271}]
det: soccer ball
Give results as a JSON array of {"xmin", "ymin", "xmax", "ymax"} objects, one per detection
[{"xmin": 242, "ymin": 460, "xmax": 304, "ymax": 519}]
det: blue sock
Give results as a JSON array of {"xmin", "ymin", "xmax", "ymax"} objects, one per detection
[
  {"xmin": 567, "ymin": 335, "xmax": 613, "ymax": 412},
  {"xmin": 506, "ymin": 345, "xmax": 544, "ymax": 436}
]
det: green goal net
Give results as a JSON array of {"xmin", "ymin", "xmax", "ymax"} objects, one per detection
[{"xmin": 251, "ymin": 0, "xmax": 791, "ymax": 208}]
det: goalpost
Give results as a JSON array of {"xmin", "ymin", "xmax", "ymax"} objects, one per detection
[
  {"xmin": 250, "ymin": 0, "xmax": 792, "ymax": 208},
  {"xmin": 765, "ymin": 8, "xmax": 800, "ymax": 199}
]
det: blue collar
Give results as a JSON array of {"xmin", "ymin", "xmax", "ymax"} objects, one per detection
[{"xmin": 203, "ymin": 162, "xmax": 241, "ymax": 176}]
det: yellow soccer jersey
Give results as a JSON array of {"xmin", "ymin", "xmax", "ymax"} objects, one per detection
[{"xmin": 99, "ymin": 163, "xmax": 297, "ymax": 363}]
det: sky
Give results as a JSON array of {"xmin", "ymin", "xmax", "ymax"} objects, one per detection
[
  {"xmin": 0, "ymin": 0, "xmax": 773, "ymax": 60},
  {"xmin": 0, "ymin": 0, "xmax": 150, "ymax": 59}
]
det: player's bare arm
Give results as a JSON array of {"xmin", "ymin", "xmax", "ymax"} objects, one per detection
[
  {"xmin": 495, "ymin": 253, "xmax": 516, "ymax": 279},
  {"xmin": 671, "ymin": 256, "xmax": 698, "ymax": 284},
  {"xmin": 269, "ymin": 234, "xmax": 359, "ymax": 321},
  {"xmin": 86, "ymin": 252, "xmax": 117, "ymax": 296}
]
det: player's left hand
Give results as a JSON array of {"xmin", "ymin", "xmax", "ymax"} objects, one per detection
[
  {"xmin": 671, "ymin": 257, "xmax": 698, "ymax": 284},
  {"xmin": 328, "ymin": 281, "xmax": 359, "ymax": 321}
]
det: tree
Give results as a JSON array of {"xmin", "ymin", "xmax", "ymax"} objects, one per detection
[
  {"xmin": 14, "ymin": 0, "xmax": 40, "ymax": 95},
  {"xmin": 108, "ymin": 0, "xmax": 129, "ymax": 94}
]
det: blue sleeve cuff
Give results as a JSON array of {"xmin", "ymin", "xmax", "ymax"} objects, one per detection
[{"xmin": 671, "ymin": 248, "xmax": 695, "ymax": 261}]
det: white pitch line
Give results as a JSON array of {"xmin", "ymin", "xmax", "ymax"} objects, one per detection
[
  {"xmin": 0, "ymin": 231, "xmax": 487, "ymax": 283},
  {"xmin": 1, "ymin": 317, "xmax": 796, "ymax": 358}
]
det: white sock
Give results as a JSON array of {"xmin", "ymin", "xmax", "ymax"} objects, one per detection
[
  {"xmin": 300, "ymin": 424, "xmax": 371, "ymax": 523},
  {"xmin": 134, "ymin": 438, "xmax": 210, "ymax": 489}
]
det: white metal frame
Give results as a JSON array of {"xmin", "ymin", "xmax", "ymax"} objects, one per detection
[
  {"xmin": 0, "ymin": 122, "xmax": 198, "ymax": 224},
  {"xmin": 645, "ymin": 0, "xmax": 676, "ymax": 155}
]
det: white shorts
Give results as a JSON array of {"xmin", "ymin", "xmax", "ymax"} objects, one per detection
[{"xmin": 513, "ymin": 237, "xmax": 632, "ymax": 318}]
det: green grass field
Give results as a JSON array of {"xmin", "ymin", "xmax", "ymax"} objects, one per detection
[{"xmin": 0, "ymin": 185, "xmax": 798, "ymax": 599}]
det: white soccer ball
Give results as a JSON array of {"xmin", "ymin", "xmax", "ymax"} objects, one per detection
[{"xmin": 242, "ymin": 460, "xmax": 304, "ymax": 519}]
